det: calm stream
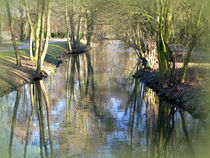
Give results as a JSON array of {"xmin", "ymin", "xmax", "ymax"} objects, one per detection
[{"xmin": 0, "ymin": 41, "xmax": 209, "ymax": 158}]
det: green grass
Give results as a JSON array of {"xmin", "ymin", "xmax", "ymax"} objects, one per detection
[
  {"xmin": 190, "ymin": 49, "xmax": 210, "ymax": 64},
  {"xmin": 0, "ymin": 41, "xmax": 26, "ymax": 49},
  {"xmin": 45, "ymin": 42, "xmax": 68, "ymax": 65},
  {"xmin": 18, "ymin": 41, "xmax": 68, "ymax": 65}
]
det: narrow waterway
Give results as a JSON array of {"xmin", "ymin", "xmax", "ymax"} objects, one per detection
[{"xmin": 0, "ymin": 41, "xmax": 209, "ymax": 158}]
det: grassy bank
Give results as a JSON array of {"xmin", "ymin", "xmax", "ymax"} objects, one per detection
[
  {"xmin": 0, "ymin": 41, "xmax": 68, "ymax": 97},
  {"xmin": 0, "ymin": 41, "xmax": 26, "ymax": 49}
]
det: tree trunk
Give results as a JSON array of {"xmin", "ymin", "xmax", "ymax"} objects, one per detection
[
  {"xmin": 19, "ymin": 1, "xmax": 26, "ymax": 41},
  {"xmin": 0, "ymin": 17, "xmax": 2, "ymax": 44},
  {"xmin": 180, "ymin": 40, "xmax": 196, "ymax": 83},
  {"xmin": 86, "ymin": 23, "xmax": 93, "ymax": 48},
  {"xmin": 24, "ymin": 21, "xmax": 28, "ymax": 40},
  {"xmin": 34, "ymin": 2, "xmax": 42, "ymax": 61},
  {"xmin": 40, "ymin": 0, "xmax": 51, "ymax": 66},
  {"xmin": 20, "ymin": 21, "xmax": 28, "ymax": 41},
  {"xmin": 36, "ymin": 0, "xmax": 51, "ymax": 79},
  {"xmin": 36, "ymin": 0, "xmax": 46, "ymax": 78},
  {"xmin": 20, "ymin": 20, "xmax": 26, "ymax": 41},
  {"xmin": 29, "ymin": 27, "xmax": 34, "ymax": 60},
  {"xmin": 6, "ymin": 0, "xmax": 22, "ymax": 66},
  {"xmin": 70, "ymin": 13, "xmax": 76, "ymax": 47},
  {"xmin": 86, "ymin": 11, "xmax": 94, "ymax": 49},
  {"xmin": 76, "ymin": 15, "xmax": 81, "ymax": 48},
  {"xmin": 65, "ymin": 5, "xmax": 72, "ymax": 52},
  {"xmin": 22, "ymin": 0, "xmax": 34, "ymax": 60}
]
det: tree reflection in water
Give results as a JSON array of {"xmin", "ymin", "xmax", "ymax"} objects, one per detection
[
  {"xmin": 8, "ymin": 81, "xmax": 54, "ymax": 158},
  {"xmin": 124, "ymin": 78, "xmax": 198, "ymax": 158},
  {"xmin": 9, "ymin": 88, "xmax": 21, "ymax": 158},
  {"xmin": 2, "ymin": 42, "xmax": 207, "ymax": 158}
]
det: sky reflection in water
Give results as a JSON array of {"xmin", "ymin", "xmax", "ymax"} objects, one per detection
[{"xmin": 0, "ymin": 41, "xmax": 209, "ymax": 158}]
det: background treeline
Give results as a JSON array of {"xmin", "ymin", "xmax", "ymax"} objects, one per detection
[{"xmin": 0, "ymin": 0, "xmax": 209, "ymax": 83}]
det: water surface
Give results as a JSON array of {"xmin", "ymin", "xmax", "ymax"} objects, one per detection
[{"xmin": 0, "ymin": 41, "xmax": 209, "ymax": 158}]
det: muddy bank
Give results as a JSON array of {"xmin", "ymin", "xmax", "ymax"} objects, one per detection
[{"xmin": 133, "ymin": 68, "xmax": 209, "ymax": 120}]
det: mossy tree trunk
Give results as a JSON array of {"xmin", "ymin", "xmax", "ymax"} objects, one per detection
[
  {"xmin": 36, "ymin": 0, "xmax": 45, "ymax": 78},
  {"xmin": 76, "ymin": 15, "xmax": 81, "ymax": 48},
  {"xmin": 180, "ymin": 5, "xmax": 203, "ymax": 83},
  {"xmin": 180, "ymin": 40, "xmax": 197, "ymax": 83},
  {"xmin": 34, "ymin": 3, "xmax": 42, "ymax": 61},
  {"xmin": 20, "ymin": 21, "xmax": 27, "ymax": 41},
  {"xmin": 29, "ymin": 27, "xmax": 34, "ymax": 60},
  {"xmin": 40, "ymin": 0, "xmax": 51, "ymax": 66},
  {"xmin": 22, "ymin": 0, "xmax": 34, "ymax": 60},
  {"xmin": 19, "ymin": 1, "xmax": 27, "ymax": 41},
  {"xmin": 65, "ymin": 4, "xmax": 72, "ymax": 53},
  {"xmin": 156, "ymin": 0, "xmax": 176, "ymax": 84},
  {"xmin": 0, "ymin": 17, "xmax": 2, "ymax": 44},
  {"xmin": 23, "ymin": 0, "xmax": 51, "ymax": 78},
  {"xmin": 65, "ymin": 0, "xmax": 84, "ymax": 50},
  {"xmin": 69, "ymin": 12, "xmax": 76, "ymax": 47},
  {"xmin": 36, "ymin": 0, "xmax": 51, "ymax": 79},
  {"xmin": 86, "ymin": 10, "xmax": 94, "ymax": 48}
]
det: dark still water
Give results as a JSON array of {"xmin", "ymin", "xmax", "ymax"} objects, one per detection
[{"xmin": 0, "ymin": 41, "xmax": 209, "ymax": 158}]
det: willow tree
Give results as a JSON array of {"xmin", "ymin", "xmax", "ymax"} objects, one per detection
[
  {"xmin": 0, "ymin": 12, "xmax": 2, "ymax": 44},
  {"xmin": 111, "ymin": 0, "xmax": 175, "ymax": 72},
  {"xmin": 5, "ymin": 0, "xmax": 22, "ymax": 66},
  {"xmin": 111, "ymin": 0, "xmax": 157, "ymax": 67},
  {"xmin": 155, "ymin": 0, "xmax": 175, "ymax": 83},
  {"xmin": 153, "ymin": 0, "xmax": 205, "ymax": 83},
  {"xmin": 111, "ymin": 0, "xmax": 206, "ymax": 84}
]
